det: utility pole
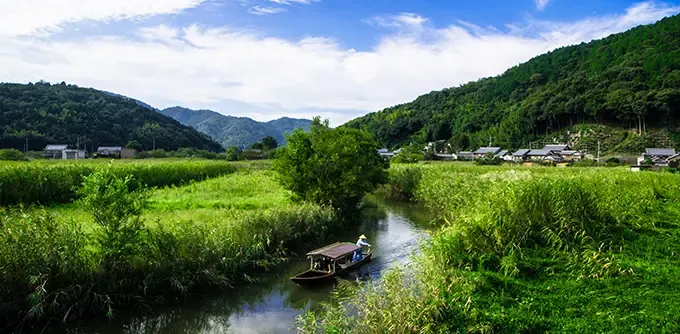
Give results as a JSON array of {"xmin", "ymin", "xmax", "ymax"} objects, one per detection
[
  {"xmin": 597, "ymin": 140, "xmax": 601, "ymax": 165},
  {"xmin": 488, "ymin": 136, "xmax": 493, "ymax": 147},
  {"xmin": 153, "ymin": 138, "xmax": 156, "ymax": 151}
]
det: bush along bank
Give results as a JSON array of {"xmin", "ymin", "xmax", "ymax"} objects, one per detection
[
  {"xmin": 298, "ymin": 165, "xmax": 680, "ymax": 333},
  {"xmin": 0, "ymin": 167, "xmax": 342, "ymax": 329},
  {"xmin": 0, "ymin": 160, "xmax": 236, "ymax": 207}
]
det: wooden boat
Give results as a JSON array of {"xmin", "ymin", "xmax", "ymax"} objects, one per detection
[{"xmin": 290, "ymin": 242, "xmax": 372, "ymax": 285}]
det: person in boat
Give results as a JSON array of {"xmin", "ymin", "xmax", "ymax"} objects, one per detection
[{"xmin": 352, "ymin": 234, "xmax": 371, "ymax": 262}]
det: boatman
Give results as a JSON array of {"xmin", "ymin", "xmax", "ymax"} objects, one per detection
[{"xmin": 353, "ymin": 234, "xmax": 371, "ymax": 262}]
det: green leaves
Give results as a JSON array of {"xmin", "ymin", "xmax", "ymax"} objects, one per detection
[{"xmin": 274, "ymin": 117, "xmax": 389, "ymax": 213}]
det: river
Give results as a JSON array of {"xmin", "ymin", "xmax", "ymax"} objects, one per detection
[{"xmin": 60, "ymin": 196, "xmax": 433, "ymax": 334}]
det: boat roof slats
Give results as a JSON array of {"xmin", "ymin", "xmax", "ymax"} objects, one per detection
[{"xmin": 306, "ymin": 242, "xmax": 360, "ymax": 259}]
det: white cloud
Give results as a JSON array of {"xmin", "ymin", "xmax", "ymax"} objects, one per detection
[
  {"xmin": 0, "ymin": 0, "xmax": 206, "ymax": 37},
  {"xmin": 365, "ymin": 13, "xmax": 429, "ymax": 30},
  {"xmin": 248, "ymin": 5, "xmax": 287, "ymax": 15},
  {"xmin": 0, "ymin": 1, "xmax": 678, "ymax": 125},
  {"xmin": 536, "ymin": 0, "xmax": 551, "ymax": 11}
]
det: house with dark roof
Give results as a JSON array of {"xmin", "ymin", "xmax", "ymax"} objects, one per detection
[
  {"xmin": 511, "ymin": 149, "xmax": 531, "ymax": 161},
  {"xmin": 527, "ymin": 149, "xmax": 560, "ymax": 161},
  {"xmin": 494, "ymin": 150, "xmax": 513, "ymax": 161},
  {"xmin": 96, "ymin": 146, "xmax": 123, "ymax": 158},
  {"xmin": 638, "ymin": 148, "xmax": 677, "ymax": 166},
  {"xmin": 472, "ymin": 147, "xmax": 501, "ymax": 158},
  {"xmin": 559, "ymin": 150, "xmax": 584, "ymax": 162},
  {"xmin": 44, "ymin": 144, "xmax": 68, "ymax": 159},
  {"xmin": 542, "ymin": 144, "xmax": 570, "ymax": 152}
]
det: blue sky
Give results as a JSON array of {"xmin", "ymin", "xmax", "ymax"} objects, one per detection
[{"xmin": 1, "ymin": 0, "xmax": 679, "ymax": 124}]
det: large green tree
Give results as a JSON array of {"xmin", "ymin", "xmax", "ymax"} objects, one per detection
[{"xmin": 274, "ymin": 117, "xmax": 388, "ymax": 212}]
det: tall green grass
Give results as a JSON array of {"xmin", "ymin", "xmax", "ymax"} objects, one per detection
[
  {"xmin": 0, "ymin": 169, "xmax": 341, "ymax": 328},
  {"xmin": 0, "ymin": 160, "xmax": 236, "ymax": 206},
  {"xmin": 299, "ymin": 165, "xmax": 680, "ymax": 333}
]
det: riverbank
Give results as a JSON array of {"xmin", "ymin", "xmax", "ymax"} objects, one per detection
[
  {"xmin": 299, "ymin": 164, "xmax": 680, "ymax": 333},
  {"xmin": 0, "ymin": 168, "xmax": 343, "ymax": 330}
]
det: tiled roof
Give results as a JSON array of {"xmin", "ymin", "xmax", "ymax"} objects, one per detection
[
  {"xmin": 646, "ymin": 148, "xmax": 676, "ymax": 156},
  {"xmin": 473, "ymin": 147, "xmax": 501, "ymax": 155},
  {"xmin": 512, "ymin": 149, "xmax": 530, "ymax": 156}
]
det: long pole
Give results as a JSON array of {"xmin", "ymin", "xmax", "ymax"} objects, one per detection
[{"xmin": 597, "ymin": 140, "xmax": 601, "ymax": 165}]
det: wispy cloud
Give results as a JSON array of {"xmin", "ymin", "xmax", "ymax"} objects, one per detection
[
  {"xmin": 0, "ymin": 1, "xmax": 678, "ymax": 125},
  {"xmin": 364, "ymin": 13, "xmax": 428, "ymax": 30},
  {"xmin": 0, "ymin": 0, "xmax": 206, "ymax": 37},
  {"xmin": 536, "ymin": 0, "xmax": 551, "ymax": 11},
  {"xmin": 248, "ymin": 5, "xmax": 286, "ymax": 15}
]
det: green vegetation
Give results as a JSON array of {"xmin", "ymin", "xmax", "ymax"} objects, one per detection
[
  {"xmin": 346, "ymin": 15, "xmax": 680, "ymax": 152},
  {"xmin": 299, "ymin": 164, "xmax": 680, "ymax": 333},
  {"xmin": 0, "ymin": 160, "xmax": 235, "ymax": 206},
  {"xmin": 274, "ymin": 118, "xmax": 389, "ymax": 212},
  {"xmin": 0, "ymin": 167, "xmax": 341, "ymax": 327},
  {"xmin": 161, "ymin": 106, "xmax": 311, "ymax": 148},
  {"xmin": 0, "ymin": 149, "xmax": 26, "ymax": 161},
  {"xmin": 0, "ymin": 82, "xmax": 222, "ymax": 152}
]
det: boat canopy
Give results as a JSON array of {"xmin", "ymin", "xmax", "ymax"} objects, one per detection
[{"xmin": 306, "ymin": 242, "xmax": 360, "ymax": 260}]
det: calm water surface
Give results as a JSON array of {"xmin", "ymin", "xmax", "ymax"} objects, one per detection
[{"xmin": 61, "ymin": 197, "xmax": 434, "ymax": 334}]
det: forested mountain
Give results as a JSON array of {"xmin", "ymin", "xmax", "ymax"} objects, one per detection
[
  {"xmin": 161, "ymin": 107, "xmax": 312, "ymax": 148},
  {"xmin": 0, "ymin": 82, "xmax": 223, "ymax": 152},
  {"xmin": 346, "ymin": 14, "xmax": 680, "ymax": 151}
]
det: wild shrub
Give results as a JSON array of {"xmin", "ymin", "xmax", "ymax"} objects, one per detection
[
  {"xmin": 383, "ymin": 166, "xmax": 423, "ymax": 200},
  {"xmin": 0, "ymin": 149, "xmax": 26, "ymax": 161},
  {"xmin": 78, "ymin": 167, "xmax": 149, "ymax": 273}
]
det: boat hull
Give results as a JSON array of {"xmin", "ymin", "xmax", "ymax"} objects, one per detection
[{"xmin": 291, "ymin": 252, "xmax": 372, "ymax": 285}]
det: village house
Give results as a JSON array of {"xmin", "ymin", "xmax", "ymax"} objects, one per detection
[
  {"xmin": 559, "ymin": 150, "xmax": 584, "ymax": 162},
  {"xmin": 435, "ymin": 153, "xmax": 457, "ymax": 160},
  {"xmin": 667, "ymin": 152, "xmax": 680, "ymax": 167},
  {"xmin": 96, "ymin": 146, "xmax": 123, "ymax": 158},
  {"xmin": 637, "ymin": 148, "xmax": 676, "ymax": 166},
  {"xmin": 44, "ymin": 144, "xmax": 68, "ymax": 159},
  {"xmin": 472, "ymin": 147, "xmax": 501, "ymax": 159},
  {"xmin": 527, "ymin": 149, "xmax": 559, "ymax": 161},
  {"xmin": 494, "ymin": 150, "xmax": 513, "ymax": 161},
  {"xmin": 511, "ymin": 149, "xmax": 531, "ymax": 162},
  {"xmin": 542, "ymin": 144, "xmax": 570, "ymax": 152},
  {"xmin": 43, "ymin": 145, "xmax": 86, "ymax": 160}
]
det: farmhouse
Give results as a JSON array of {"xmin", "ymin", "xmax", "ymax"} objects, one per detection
[
  {"xmin": 435, "ymin": 153, "xmax": 457, "ymax": 160},
  {"xmin": 43, "ymin": 145, "xmax": 86, "ymax": 160},
  {"xmin": 527, "ymin": 149, "xmax": 558, "ymax": 161},
  {"xmin": 559, "ymin": 150, "xmax": 584, "ymax": 162},
  {"xmin": 494, "ymin": 150, "xmax": 513, "ymax": 161},
  {"xmin": 44, "ymin": 144, "xmax": 68, "ymax": 159},
  {"xmin": 511, "ymin": 149, "xmax": 530, "ymax": 161},
  {"xmin": 96, "ymin": 146, "xmax": 123, "ymax": 158},
  {"xmin": 472, "ymin": 147, "xmax": 501, "ymax": 158},
  {"xmin": 637, "ymin": 148, "xmax": 676, "ymax": 166},
  {"xmin": 542, "ymin": 144, "xmax": 570, "ymax": 152}
]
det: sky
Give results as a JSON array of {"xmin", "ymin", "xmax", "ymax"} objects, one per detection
[{"xmin": 1, "ymin": 0, "xmax": 679, "ymax": 125}]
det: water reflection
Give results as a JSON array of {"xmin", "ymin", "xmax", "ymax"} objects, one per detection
[{"xmin": 59, "ymin": 196, "xmax": 432, "ymax": 334}]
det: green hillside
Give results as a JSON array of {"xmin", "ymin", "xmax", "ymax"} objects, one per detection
[
  {"xmin": 346, "ymin": 14, "xmax": 680, "ymax": 152},
  {"xmin": 161, "ymin": 106, "xmax": 311, "ymax": 148},
  {"xmin": 0, "ymin": 82, "xmax": 223, "ymax": 152}
]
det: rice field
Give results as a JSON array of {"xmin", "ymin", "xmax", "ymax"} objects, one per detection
[
  {"xmin": 298, "ymin": 163, "xmax": 680, "ymax": 333},
  {"xmin": 0, "ymin": 166, "xmax": 342, "ymax": 328}
]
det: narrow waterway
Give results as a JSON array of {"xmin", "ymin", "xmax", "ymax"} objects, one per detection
[{"xmin": 62, "ymin": 196, "xmax": 433, "ymax": 334}]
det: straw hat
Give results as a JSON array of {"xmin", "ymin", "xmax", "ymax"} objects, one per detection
[{"xmin": 359, "ymin": 234, "xmax": 367, "ymax": 239}]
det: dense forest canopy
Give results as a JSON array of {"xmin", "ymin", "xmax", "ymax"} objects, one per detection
[
  {"xmin": 345, "ymin": 14, "xmax": 680, "ymax": 150},
  {"xmin": 0, "ymin": 82, "xmax": 223, "ymax": 152},
  {"xmin": 161, "ymin": 106, "xmax": 312, "ymax": 148}
]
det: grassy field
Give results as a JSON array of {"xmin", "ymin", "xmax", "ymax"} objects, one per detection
[
  {"xmin": 0, "ymin": 159, "xmax": 237, "ymax": 206},
  {"xmin": 299, "ymin": 163, "xmax": 680, "ymax": 333},
  {"xmin": 0, "ymin": 166, "xmax": 343, "ymax": 328}
]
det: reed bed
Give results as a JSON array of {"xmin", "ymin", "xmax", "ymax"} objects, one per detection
[
  {"xmin": 0, "ymin": 160, "xmax": 236, "ymax": 206},
  {"xmin": 0, "ymin": 169, "xmax": 340, "ymax": 329},
  {"xmin": 299, "ymin": 164, "xmax": 680, "ymax": 333}
]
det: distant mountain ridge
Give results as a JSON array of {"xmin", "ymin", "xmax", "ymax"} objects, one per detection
[
  {"xmin": 0, "ymin": 82, "xmax": 223, "ymax": 152},
  {"xmin": 160, "ymin": 106, "xmax": 312, "ymax": 148}
]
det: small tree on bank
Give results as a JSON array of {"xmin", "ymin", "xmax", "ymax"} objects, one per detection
[{"xmin": 274, "ymin": 117, "xmax": 389, "ymax": 212}]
